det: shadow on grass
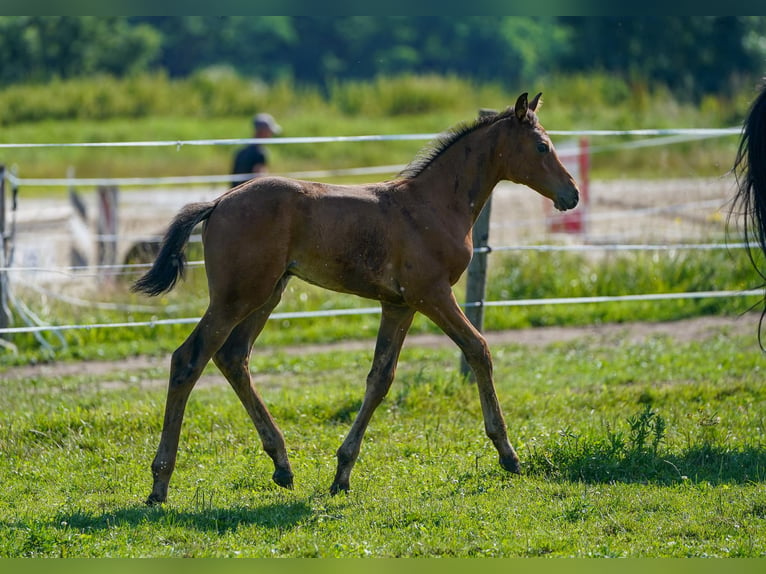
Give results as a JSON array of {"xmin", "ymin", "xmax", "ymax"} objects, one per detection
[
  {"xmin": 525, "ymin": 443, "xmax": 766, "ymax": 485},
  {"xmin": 55, "ymin": 499, "xmax": 313, "ymax": 535}
]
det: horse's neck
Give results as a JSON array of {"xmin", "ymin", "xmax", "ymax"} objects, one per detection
[{"xmin": 411, "ymin": 125, "xmax": 502, "ymax": 225}]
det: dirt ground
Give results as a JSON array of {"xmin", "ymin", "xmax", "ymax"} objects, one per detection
[{"xmin": 2, "ymin": 314, "xmax": 761, "ymax": 386}]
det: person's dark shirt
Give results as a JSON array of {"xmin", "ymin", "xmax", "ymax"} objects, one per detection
[{"xmin": 231, "ymin": 144, "xmax": 267, "ymax": 188}]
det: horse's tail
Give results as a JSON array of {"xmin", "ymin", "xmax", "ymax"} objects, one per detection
[
  {"xmin": 733, "ymin": 81, "xmax": 766, "ymax": 345},
  {"xmin": 131, "ymin": 201, "xmax": 217, "ymax": 296}
]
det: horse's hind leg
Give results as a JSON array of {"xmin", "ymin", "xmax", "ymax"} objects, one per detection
[
  {"xmin": 212, "ymin": 277, "xmax": 293, "ymax": 489},
  {"xmin": 330, "ymin": 302, "xmax": 415, "ymax": 494},
  {"xmin": 146, "ymin": 308, "xmax": 246, "ymax": 505}
]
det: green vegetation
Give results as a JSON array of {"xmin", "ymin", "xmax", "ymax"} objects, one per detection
[
  {"xmin": 1, "ymin": 331, "xmax": 764, "ymax": 557},
  {"xmin": 0, "ymin": 72, "xmax": 747, "ymax": 187},
  {"xmin": 483, "ymin": 247, "xmax": 763, "ymax": 329}
]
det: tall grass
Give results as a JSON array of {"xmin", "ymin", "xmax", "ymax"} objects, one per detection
[
  {"xmin": 483, "ymin": 247, "xmax": 762, "ymax": 329},
  {"xmin": 1, "ymin": 70, "xmax": 747, "ymax": 128},
  {"xmin": 0, "ymin": 71, "xmax": 315, "ymax": 125}
]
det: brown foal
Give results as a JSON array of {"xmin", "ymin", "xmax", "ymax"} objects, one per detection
[{"xmin": 133, "ymin": 92, "xmax": 579, "ymax": 505}]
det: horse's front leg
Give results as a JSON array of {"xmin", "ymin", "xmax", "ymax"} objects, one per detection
[
  {"xmin": 330, "ymin": 303, "xmax": 415, "ymax": 494},
  {"xmin": 416, "ymin": 287, "xmax": 521, "ymax": 474}
]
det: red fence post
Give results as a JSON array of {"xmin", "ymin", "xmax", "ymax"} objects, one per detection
[{"xmin": 546, "ymin": 137, "xmax": 589, "ymax": 235}]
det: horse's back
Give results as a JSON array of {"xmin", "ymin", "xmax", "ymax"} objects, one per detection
[
  {"xmin": 205, "ymin": 176, "xmax": 419, "ymax": 301},
  {"xmin": 231, "ymin": 175, "xmax": 385, "ymax": 200}
]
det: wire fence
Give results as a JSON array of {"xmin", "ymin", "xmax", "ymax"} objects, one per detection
[{"xmin": 0, "ymin": 125, "xmax": 756, "ymax": 341}]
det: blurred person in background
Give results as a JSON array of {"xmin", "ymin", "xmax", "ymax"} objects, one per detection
[{"xmin": 231, "ymin": 112, "xmax": 282, "ymax": 188}]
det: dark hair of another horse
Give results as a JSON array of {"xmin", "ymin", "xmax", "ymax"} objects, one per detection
[
  {"xmin": 131, "ymin": 201, "xmax": 217, "ymax": 296},
  {"xmin": 732, "ymin": 81, "xmax": 766, "ymax": 347}
]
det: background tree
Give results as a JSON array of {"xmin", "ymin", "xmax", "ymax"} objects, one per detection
[
  {"xmin": 2, "ymin": 16, "xmax": 766, "ymax": 100},
  {"xmin": 0, "ymin": 16, "xmax": 161, "ymax": 83}
]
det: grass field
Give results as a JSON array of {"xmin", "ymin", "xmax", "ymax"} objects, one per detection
[{"xmin": 1, "ymin": 321, "xmax": 765, "ymax": 557}]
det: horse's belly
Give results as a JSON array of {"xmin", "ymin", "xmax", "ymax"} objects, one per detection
[{"xmin": 287, "ymin": 257, "xmax": 404, "ymax": 304}]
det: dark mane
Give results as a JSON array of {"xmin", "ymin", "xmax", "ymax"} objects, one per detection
[
  {"xmin": 733, "ymin": 81, "xmax": 766, "ymax": 280},
  {"xmin": 398, "ymin": 107, "xmax": 516, "ymax": 180}
]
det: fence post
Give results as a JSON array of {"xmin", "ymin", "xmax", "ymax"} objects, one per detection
[
  {"xmin": 460, "ymin": 108, "xmax": 496, "ymax": 379},
  {"xmin": 68, "ymin": 166, "xmax": 90, "ymax": 268},
  {"xmin": 0, "ymin": 165, "xmax": 8, "ymax": 332},
  {"xmin": 97, "ymin": 184, "xmax": 119, "ymax": 284}
]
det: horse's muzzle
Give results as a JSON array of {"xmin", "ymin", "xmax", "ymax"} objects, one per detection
[{"xmin": 553, "ymin": 188, "xmax": 580, "ymax": 211}]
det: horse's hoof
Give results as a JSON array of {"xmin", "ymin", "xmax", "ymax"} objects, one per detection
[
  {"xmin": 500, "ymin": 455, "xmax": 522, "ymax": 474},
  {"xmin": 272, "ymin": 468, "xmax": 294, "ymax": 489},
  {"xmin": 145, "ymin": 493, "xmax": 165, "ymax": 506},
  {"xmin": 329, "ymin": 481, "xmax": 349, "ymax": 496}
]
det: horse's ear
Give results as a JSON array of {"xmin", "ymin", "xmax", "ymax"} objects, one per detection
[
  {"xmin": 529, "ymin": 92, "xmax": 543, "ymax": 112},
  {"xmin": 514, "ymin": 92, "xmax": 529, "ymax": 121}
]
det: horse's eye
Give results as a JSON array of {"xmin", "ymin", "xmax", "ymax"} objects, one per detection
[{"xmin": 537, "ymin": 142, "xmax": 550, "ymax": 153}]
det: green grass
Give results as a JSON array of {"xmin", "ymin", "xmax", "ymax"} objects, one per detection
[{"xmin": 1, "ymin": 331, "xmax": 765, "ymax": 557}]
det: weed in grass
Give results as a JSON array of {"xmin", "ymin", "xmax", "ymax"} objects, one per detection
[
  {"xmin": 626, "ymin": 403, "xmax": 667, "ymax": 455},
  {"xmin": 524, "ymin": 399, "xmax": 766, "ymax": 488}
]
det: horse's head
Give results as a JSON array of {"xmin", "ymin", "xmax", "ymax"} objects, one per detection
[{"xmin": 501, "ymin": 92, "xmax": 579, "ymax": 211}]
